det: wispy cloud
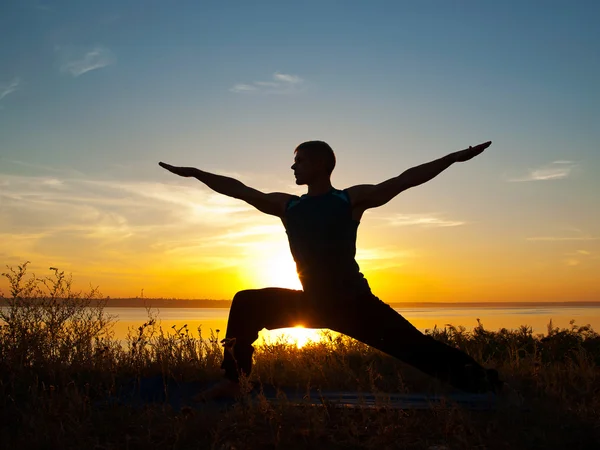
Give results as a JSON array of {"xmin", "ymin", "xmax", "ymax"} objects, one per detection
[
  {"xmin": 230, "ymin": 72, "xmax": 304, "ymax": 94},
  {"xmin": 356, "ymin": 247, "xmax": 415, "ymax": 261},
  {"xmin": 527, "ymin": 236, "xmax": 598, "ymax": 242},
  {"xmin": 273, "ymin": 72, "xmax": 302, "ymax": 84},
  {"xmin": 356, "ymin": 247, "xmax": 416, "ymax": 270},
  {"xmin": 3, "ymin": 159, "xmax": 85, "ymax": 177},
  {"xmin": 383, "ymin": 214, "xmax": 465, "ymax": 228},
  {"xmin": 563, "ymin": 249, "xmax": 597, "ymax": 267},
  {"xmin": 528, "ymin": 227, "xmax": 599, "ymax": 242},
  {"xmin": 0, "ymin": 172, "xmax": 281, "ymax": 270},
  {"xmin": 207, "ymin": 225, "xmax": 283, "ymax": 244},
  {"xmin": 229, "ymin": 84, "xmax": 258, "ymax": 93},
  {"xmin": 508, "ymin": 161, "xmax": 577, "ymax": 182},
  {"xmin": 0, "ymin": 78, "xmax": 20, "ymax": 101},
  {"xmin": 60, "ymin": 46, "xmax": 115, "ymax": 77},
  {"xmin": 254, "ymin": 81, "xmax": 279, "ymax": 87},
  {"xmin": 0, "ymin": 171, "xmax": 309, "ymax": 296}
]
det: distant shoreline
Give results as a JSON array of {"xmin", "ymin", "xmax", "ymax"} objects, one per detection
[{"xmin": 3, "ymin": 298, "xmax": 598, "ymax": 309}]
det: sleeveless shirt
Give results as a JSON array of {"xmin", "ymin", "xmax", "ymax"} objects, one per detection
[{"xmin": 284, "ymin": 188, "xmax": 371, "ymax": 298}]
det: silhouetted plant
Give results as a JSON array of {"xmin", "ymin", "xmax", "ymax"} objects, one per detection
[
  {"xmin": 1, "ymin": 262, "xmax": 599, "ymax": 449},
  {"xmin": 0, "ymin": 262, "xmax": 114, "ymax": 386}
]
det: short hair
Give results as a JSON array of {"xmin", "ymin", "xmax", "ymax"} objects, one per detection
[{"xmin": 294, "ymin": 141, "xmax": 336, "ymax": 174}]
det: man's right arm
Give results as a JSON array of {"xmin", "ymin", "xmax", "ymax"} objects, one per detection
[{"xmin": 159, "ymin": 162, "xmax": 292, "ymax": 218}]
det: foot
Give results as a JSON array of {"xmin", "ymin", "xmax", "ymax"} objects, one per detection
[
  {"xmin": 484, "ymin": 369, "xmax": 523, "ymax": 407},
  {"xmin": 192, "ymin": 379, "xmax": 242, "ymax": 403}
]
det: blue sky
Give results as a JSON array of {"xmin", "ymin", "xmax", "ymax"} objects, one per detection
[{"xmin": 1, "ymin": 1, "xmax": 599, "ymax": 301}]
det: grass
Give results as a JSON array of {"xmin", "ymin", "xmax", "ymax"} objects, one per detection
[{"xmin": 1, "ymin": 262, "xmax": 599, "ymax": 449}]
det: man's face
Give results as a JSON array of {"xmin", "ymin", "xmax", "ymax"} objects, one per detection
[{"xmin": 291, "ymin": 149, "xmax": 323, "ymax": 185}]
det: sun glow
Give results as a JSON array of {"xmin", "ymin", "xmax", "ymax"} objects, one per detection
[
  {"xmin": 250, "ymin": 246, "xmax": 302, "ymax": 290},
  {"xmin": 260, "ymin": 325, "xmax": 324, "ymax": 348}
]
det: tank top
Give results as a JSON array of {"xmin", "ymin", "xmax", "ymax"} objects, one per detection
[{"xmin": 284, "ymin": 188, "xmax": 371, "ymax": 298}]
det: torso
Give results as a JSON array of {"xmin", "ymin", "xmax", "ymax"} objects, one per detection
[{"xmin": 282, "ymin": 188, "xmax": 371, "ymax": 298}]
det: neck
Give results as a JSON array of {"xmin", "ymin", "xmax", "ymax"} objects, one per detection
[{"xmin": 307, "ymin": 179, "xmax": 333, "ymax": 196}]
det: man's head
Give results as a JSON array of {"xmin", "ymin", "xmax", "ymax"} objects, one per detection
[{"xmin": 291, "ymin": 141, "xmax": 336, "ymax": 185}]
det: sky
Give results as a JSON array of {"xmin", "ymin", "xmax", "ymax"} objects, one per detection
[{"xmin": 1, "ymin": 0, "xmax": 599, "ymax": 303}]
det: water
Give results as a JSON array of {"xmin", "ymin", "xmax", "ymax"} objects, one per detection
[
  {"xmin": 4, "ymin": 304, "xmax": 598, "ymax": 345},
  {"xmin": 107, "ymin": 305, "xmax": 600, "ymax": 344}
]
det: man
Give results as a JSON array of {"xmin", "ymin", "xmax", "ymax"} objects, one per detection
[{"xmin": 159, "ymin": 140, "xmax": 504, "ymax": 400}]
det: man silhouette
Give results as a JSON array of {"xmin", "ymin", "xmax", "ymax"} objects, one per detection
[{"xmin": 159, "ymin": 140, "xmax": 505, "ymax": 400}]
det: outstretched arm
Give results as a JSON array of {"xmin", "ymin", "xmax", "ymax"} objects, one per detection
[
  {"xmin": 158, "ymin": 162, "xmax": 292, "ymax": 218},
  {"xmin": 346, "ymin": 141, "xmax": 492, "ymax": 210}
]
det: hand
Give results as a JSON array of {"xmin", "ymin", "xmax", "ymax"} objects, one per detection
[
  {"xmin": 159, "ymin": 162, "xmax": 194, "ymax": 177},
  {"xmin": 452, "ymin": 141, "xmax": 492, "ymax": 163}
]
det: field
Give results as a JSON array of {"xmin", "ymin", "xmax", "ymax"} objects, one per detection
[{"xmin": 1, "ymin": 263, "xmax": 599, "ymax": 449}]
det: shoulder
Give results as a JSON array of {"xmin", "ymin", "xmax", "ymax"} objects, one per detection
[
  {"xmin": 332, "ymin": 188, "xmax": 351, "ymax": 203},
  {"xmin": 343, "ymin": 184, "xmax": 376, "ymax": 207},
  {"xmin": 285, "ymin": 194, "xmax": 304, "ymax": 211}
]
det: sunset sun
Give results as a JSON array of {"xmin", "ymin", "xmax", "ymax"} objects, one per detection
[{"xmin": 260, "ymin": 325, "xmax": 324, "ymax": 349}]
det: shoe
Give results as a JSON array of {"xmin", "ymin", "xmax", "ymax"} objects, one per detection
[{"xmin": 192, "ymin": 379, "xmax": 242, "ymax": 403}]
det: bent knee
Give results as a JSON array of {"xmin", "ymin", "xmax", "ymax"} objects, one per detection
[{"xmin": 232, "ymin": 289, "xmax": 260, "ymax": 308}]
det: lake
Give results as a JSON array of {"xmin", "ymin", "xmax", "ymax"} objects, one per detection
[{"xmin": 107, "ymin": 305, "xmax": 600, "ymax": 345}]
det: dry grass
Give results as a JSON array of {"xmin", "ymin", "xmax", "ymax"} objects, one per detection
[{"xmin": 1, "ymin": 262, "xmax": 599, "ymax": 449}]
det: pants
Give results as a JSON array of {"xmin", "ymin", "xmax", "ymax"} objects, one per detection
[{"xmin": 220, "ymin": 288, "xmax": 497, "ymax": 393}]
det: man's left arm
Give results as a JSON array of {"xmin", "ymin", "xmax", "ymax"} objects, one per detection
[{"xmin": 347, "ymin": 141, "xmax": 492, "ymax": 210}]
